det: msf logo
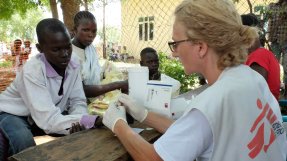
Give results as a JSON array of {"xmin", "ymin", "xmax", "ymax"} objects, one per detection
[{"xmin": 247, "ymin": 99, "xmax": 285, "ymax": 159}]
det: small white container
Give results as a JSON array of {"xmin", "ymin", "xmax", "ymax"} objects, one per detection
[{"xmin": 127, "ymin": 66, "xmax": 149, "ymax": 106}]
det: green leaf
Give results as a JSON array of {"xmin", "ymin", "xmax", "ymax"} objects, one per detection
[
  {"xmin": 0, "ymin": 8, "xmax": 45, "ymax": 42},
  {"xmin": 0, "ymin": 0, "xmax": 39, "ymax": 20},
  {"xmin": 158, "ymin": 52, "xmax": 197, "ymax": 93}
]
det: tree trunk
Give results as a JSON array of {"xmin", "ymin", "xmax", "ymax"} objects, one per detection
[
  {"xmin": 84, "ymin": 0, "xmax": 88, "ymax": 11},
  {"xmin": 49, "ymin": 0, "xmax": 59, "ymax": 19},
  {"xmin": 61, "ymin": 0, "xmax": 80, "ymax": 36},
  {"xmin": 103, "ymin": 0, "xmax": 106, "ymax": 58},
  {"xmin": 246, "ymin": 0, "xmax": 253, "ymax": 13}
]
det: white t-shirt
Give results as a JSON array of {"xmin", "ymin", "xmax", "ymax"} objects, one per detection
[
  {"xmin": 72, "ymin": 44, "xmax": 102, "ymax": 85},
  {"xmin": 170, "ymin": 84, "xmax": 209, "ymax": 120},
  {"xmin": 161, "ymin": 74, "xmax": 181, "ymax": 97},
  {"xmin": 154, "ymin": 109, "xmax": 213, "ymax": 161},
  {"xmin": 154, "ymin": 65, "xmax": 287, "ymax": 161}
]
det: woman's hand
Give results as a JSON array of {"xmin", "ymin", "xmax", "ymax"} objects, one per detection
[
  {"xmin": 103, "ymin": 103, "xmax": 127, "ymax": 132},
  {"xmin": 118, "ymin": 94, "xmax": 148, "ymax": 122},
  {"xmin": 94, "ymin": 116, "xmax": 104, "ymax": 128}
]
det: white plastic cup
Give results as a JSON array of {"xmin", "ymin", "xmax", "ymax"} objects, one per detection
[{"xmin": 128, "ymin": 66, "xmax": 149, "ymax": 106}]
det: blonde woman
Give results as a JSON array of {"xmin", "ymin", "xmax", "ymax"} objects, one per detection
[{"xmin": 102, "ymin": 0, "xmax": 287, "ymax": 160}]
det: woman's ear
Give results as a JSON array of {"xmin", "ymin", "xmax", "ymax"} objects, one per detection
[
  {"xmin": 197, "ymin": 41, "xmax": 208, "ymax": 59},
  {"xmin": 36, "ymin": 43, "xmax": 43, "ymax": 53}
]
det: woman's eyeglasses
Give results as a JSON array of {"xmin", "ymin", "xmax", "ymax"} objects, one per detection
[{"xmin": 168, "ymin": 39, "xmax": 192, "ymax": 52}]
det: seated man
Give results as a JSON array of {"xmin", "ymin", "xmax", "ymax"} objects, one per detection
[
  {"xmin": 242, "ymin": 14, "xmax": 280, "ymax": 100},
  {"xmin": 140, "ymin": 47, "xmax": 181, "ymax": 96},
  {"xmin": 0, "ymin": 18, "xmax": 101, "ymax": 160}
]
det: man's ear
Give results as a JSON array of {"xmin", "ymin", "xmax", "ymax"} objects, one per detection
[
  {"xmin": 71, "ymin": 28, "xmax": 76, "ymax": 38},
  {"xmin": 36, "ymin": 43, "xmax": 43, "ymax": 53},
  {"xmin": 140, "ymin": 60, "xmax": 143, "ymax": 66},
  {"xmin": 197, "ymin": 41, "xmax": 208, "ymax": 59}
]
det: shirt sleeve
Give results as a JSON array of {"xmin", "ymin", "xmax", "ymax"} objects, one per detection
[
  {"xmin": 67, "ymin": 72, "xmax": 99, "ymax": 129},
  {"xmin": 80, "ymin": 115, "xmax": 98, "ymax": 129},
  {"xmin": 154, "ymin": 109, "xmax": 213, "ymax": 161},
  {"xmin": 67, "ymin": 72, "xmax": 89, "ymax": 115},
  {"xmin": 17, "ymin": 71, "xmax": 85, "ymax": 135}
]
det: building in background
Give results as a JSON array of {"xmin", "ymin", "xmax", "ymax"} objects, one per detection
[
  {"xmin": 121, "ymin": 0, "xmax": 182, "ymax": 59},
  {"xmin": 120, "ymin": 0, "xmax": 276, "ymax": 59}
]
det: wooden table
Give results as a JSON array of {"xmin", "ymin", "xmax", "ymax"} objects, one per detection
[{"xmin": 9, "ymin": 123, "xmax": 161, "ymax": 161}]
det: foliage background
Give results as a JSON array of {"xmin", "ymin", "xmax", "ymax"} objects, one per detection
[
  {"xmin": 0, "ymin": 8, "xmax": 45, "ymax": 43},
  {"xmin": 0, "ymin": 0, "xmax": 278, "ymax": 93},
  {"xmin": 158, "ymin": 52, "xmax": 197, "ymax": 93},
  {"xmin": 0, "ymin": 61, "xmax": 12, "ymax": 68},
  {"xmin": 0, "ymin": 0, "xmax": 38, "ymax": 20}
]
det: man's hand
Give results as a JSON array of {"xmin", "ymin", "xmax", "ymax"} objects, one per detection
[
  {"xmin": 103, "ymin": 103, "xmax": 127, "ymax": 132},
  {"xmin": 69, "ymin": 122, "xmax": 85, "ymax": 134},
  {"xmin": 94, "ymin": 116, "xmax": 104, "ymax": 128},
  {"xmin": 118, "ymin": 94, "xmax": 148, "ymax": 122},
  {"xmin": 119, "ymin": 80, "xmax": 128, "ymax": 94}
]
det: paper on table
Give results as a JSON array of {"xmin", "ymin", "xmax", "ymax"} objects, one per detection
[{"xmin": 145, "ymin": 81, "xmax": 173, "ymax": 118}]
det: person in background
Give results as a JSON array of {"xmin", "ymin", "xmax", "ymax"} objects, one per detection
[
  {"xmin": 72, "ymin": 11, "xmax": 128, "ymax": 98},
  {"xmin": 267, "ymin": 0, "xmax": 287, "ymax": 97},
  {"xmin": 140, "ymin": 47, "xmax": 160, "ymax": 80},
  {"xmin": 140, "ymin": 47, "xmax": 207, "ymax": 120},
  {"xmin": 102, "ymin": 0, "xmax": 287, "ymax": 160},
  {"xmin": 242, "ymin": 14, "xmax": 281, "ymax": 100},
  {"xmin": 122, "ymin": 46, "xmax": 128, "ymax": 62},
  {"xmin": 116, "ymin": 50, "xmax": 121, "ymax": 61},
  {"xmin": 140, "ymin": 47, "xmax": 181, "ymax": 96},
  {"xmin": 0, "ymin": 18, "xmax": 101, "ymax": 160},
  {"xmin": 110, "ymin": 48, "xmax": 117, "ymax": 61}
]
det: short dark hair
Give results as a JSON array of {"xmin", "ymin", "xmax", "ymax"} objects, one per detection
[
  {"xmin": 36, "ymin": 18, "xmax": 69, "ymax": 44},
  {"xmin": 140, "ymin": 47, "xmax": 157, "ymax": 59},
  {"xmin": 74, "ymin": 11, "xmax": 96, "ymax": 29},
  {"xmin": 241, "ymin": 13, "xmax": 259, "ymax": 26}
]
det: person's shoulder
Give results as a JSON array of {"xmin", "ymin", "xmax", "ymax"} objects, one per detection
[
  {"xmin": 86, "ymin": 44, "xmax": 97, "ymax": 51},
  {"xmin": 196, "ymin": 66, "xmax": 258, "ymax": 102},
  {"xmin": 251, "ymin": 48, "xmax": 269, "ymax": 56},
  {"xmin": 23, "ymin": 54, "xmax": 43, "ymax": 70},
  {"xmin": 214, "ymin": 65, "xmax": 253, "ymax": 90},
  {"xmin": 72, "ymin": 44, "xmax": 85, "ymax": 58},
  {"xmin": 247, "ymin": 48, "xmax": 271, "ymax": 63},
  {"xmin": 256, "ymin": 48, "xmax": 277, "ymax": 59},
  {"xmin": 86, "ymin": 44, "xmax": 99, "ymax": 58},
  {"xmin": 22, "ymin": 54, "xmax": 45, "ymax": 78},
  {"xmin": 70, "ymin": 54, "xmax": 81, "ymax": 66},
  {"xmin": 72, "ymin": 44, "xmax": 83, "ymax": 52}
]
